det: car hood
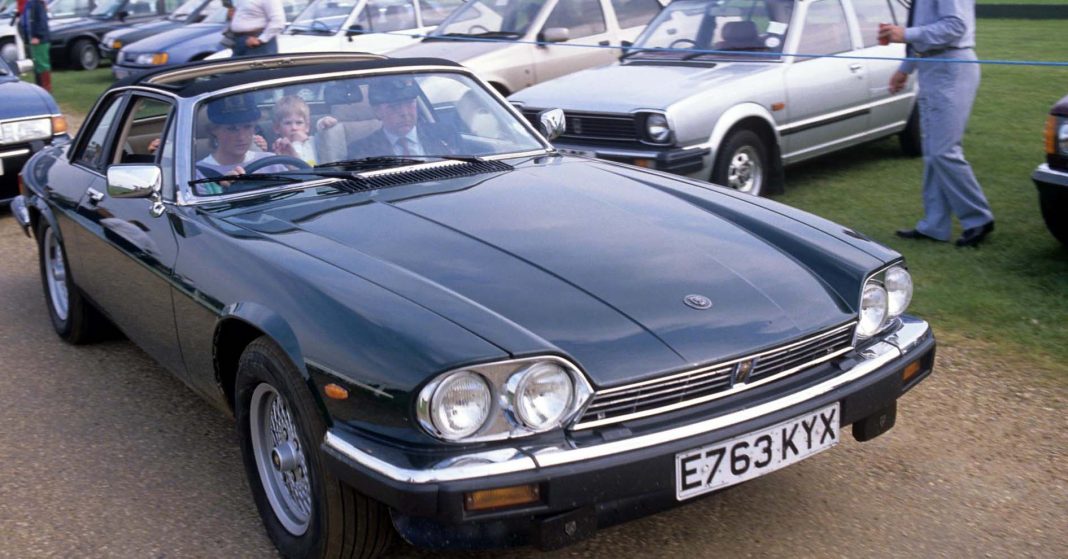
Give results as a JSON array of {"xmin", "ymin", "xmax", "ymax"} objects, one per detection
[
  {"xmin": 0, "ymin": 79, "xmax": 58, "ymax": 114},
  {"xmin": 109, "ymin": 19, "xmax": 181, "ymax": 41},
  {"xmin": 388, "ymin": 38, "xmax": 509, "ymax": 63},
  {"xmin": 51, "ymin": 17, "xmax": 97, "ymax": 32},
  {"xmin": 221, "ymin": 158, "xmax": 876, "ymax": 387},
  {"xmin": 121, "ymin": 23, "xmax": 224, "ymax": 52},
  {"xmin": 511, "ymin": 61, "xmax": 776, "ymax": 112}
]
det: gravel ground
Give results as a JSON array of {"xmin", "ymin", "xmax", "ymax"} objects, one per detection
[{"xmin": 0, "ymin": 213, "xmax": 1064, "ymax": 558}]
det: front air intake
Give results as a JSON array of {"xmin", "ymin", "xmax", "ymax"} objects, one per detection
[{"xmin": 340, "ymin": 159, "xmax": 513, "ymax": 192}]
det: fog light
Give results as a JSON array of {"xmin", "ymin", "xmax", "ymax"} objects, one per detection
[
  {"xmin": 464, "ymin": 484, "xmax": 540, "ymax": 511},
  {"xmin": 902, "ymin": 360, "xmax": 921, "ymax": 382}
]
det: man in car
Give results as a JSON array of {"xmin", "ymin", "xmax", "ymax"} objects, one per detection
[{"xmin": 350, "ymin": 76, "xmax": 456, "ymax": 158}]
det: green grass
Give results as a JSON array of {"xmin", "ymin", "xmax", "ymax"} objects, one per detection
[
  {"xmin": 778, "ymin": 19, "xmax": 1068, "ymax": 373},
  {"xmin": 38, "ymin": 19, "xmax": 1068, "ymax": 373}
]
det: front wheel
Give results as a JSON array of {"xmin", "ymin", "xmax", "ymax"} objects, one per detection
[
  {"xmin": 712, "ymin": 129, "xmax": 770, "ymax": 196},
  {"xmin": 37, "ymin": 220, "xmax": 106, "ymax": 343},
  {"xmin": 70, "ymin": 39, "xmax": 100, "ymax": 71},
  {"xmin": 1038, "ymin": 186, "xmax": 1068, "ymax": 247},
  {"xmin": 236, "ymin": 337, "xmax": 394, "ymax": 559}
]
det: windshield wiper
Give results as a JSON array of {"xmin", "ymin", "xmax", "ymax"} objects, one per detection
[
  {"xmin": 431, "ymin": 31, "xmax": 520, "ymax": 40},
  {"xmin": 315, "ymin": 155, "xmax": 484, "ymax": 172},
  {"xmin": 188, "ymin": 173, "xmax": 304, "ymax": 186}
]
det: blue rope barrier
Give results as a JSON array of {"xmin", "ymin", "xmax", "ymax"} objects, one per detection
[{"xmin": 377, "ymin": 30, "xmax": 1068, "ymax": 68}]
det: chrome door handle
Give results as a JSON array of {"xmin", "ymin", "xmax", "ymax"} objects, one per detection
[
  {"xmin": 849, "ymin": 63, "xmax": 863, "ymax": 73},
  {"xmin": 87, "ymin": 187, "xmax": 104, "ymax": 204}
]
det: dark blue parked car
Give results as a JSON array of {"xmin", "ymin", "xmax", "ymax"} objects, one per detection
[
  {"xmin": 0, "ymin": 63, "xmax": 68, "ymax": 203},
  {"xmin": 13, "ymin": 54, "xmax": 934, "ymax": 557},
  {"xmin": 99, "ymin": 0, "xmax": 223, "ymax": 63}
]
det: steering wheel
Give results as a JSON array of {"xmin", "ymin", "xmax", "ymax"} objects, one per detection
[
  {"xmin": 196, "ymin": 165, "xmax": 223, "ymax": 179},
  {"xmin": 467, "ymin": 24, "xmax": 490, "ymax": 34},
  {"xmin": 242, "ymin": 155, "xmax": 311, "ymax": 174},
  {"xmin": 668, "ymin": 38, "xmax": 696, "ymax": 50}
]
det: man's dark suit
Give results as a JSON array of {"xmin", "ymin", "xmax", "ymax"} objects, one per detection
[{"xmin": 347, "ymin": 124, "xmax": 458, "ymax": 159}]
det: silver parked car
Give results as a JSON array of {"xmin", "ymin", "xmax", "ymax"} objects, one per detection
[
  {"xmin": 387, "ymin": 0, "xmax": 667, "ymax": 95},
  {"xmin": 510, "ymin": 0, "xmax": 922, "ymax": 196}
]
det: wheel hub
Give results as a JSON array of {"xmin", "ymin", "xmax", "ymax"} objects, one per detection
[{"xmin": 250, "ymin": 383, "xmax": 312, "ymax": 536}]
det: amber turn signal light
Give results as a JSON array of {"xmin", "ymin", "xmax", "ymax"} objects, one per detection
[
  {"xmin": 51, "ymin": 115, "xmax": 68, "ymax": 136},
  {"xmin": 633, "ymin": 159, "xmax": 652, "ymax": 168},
  {"xmin": 464, "ymin": 484, "xmax": 540, "ymax": 512},
  {"xmin": 1045, "ymin": 115, "xmax": 1057, "ymax": 155},
  {"xmin": 323, "ymin": 383, "xmax": 349, "ymax": 400},
  {"xmin": 902, "ymin": 360, "xmax": 922, "ymax": 383}
]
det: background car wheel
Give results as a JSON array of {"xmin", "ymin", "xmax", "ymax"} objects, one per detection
[
  {"xmin": 71, "ymin": 39, "xmax": 100, "ymax": 71},
  {"xmin": 236, "ymin": 337, "xmax": 394, "ymax": 559},
  {"xmin": 0, "ymin": 39, "xmax": 17, "ymax": 63},
  {"xmin": 1038, "ymin": 186, "xmax": 1068, "ymax": 247},
  {"xmin": 713, "ymin": 129, "xmax": 769, "ymax": 196},
  {"xmin": 899, "ymin": 106, "xmax": 922, "ymax": 157},
  {"xmin": 36, "ymin": 220, "xmax": 107, "ymax": 344}
]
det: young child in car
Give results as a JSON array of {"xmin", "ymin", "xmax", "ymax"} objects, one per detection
[{"xmin": 271, "ymin": 96, "xmax": 337, "ymax": 166}]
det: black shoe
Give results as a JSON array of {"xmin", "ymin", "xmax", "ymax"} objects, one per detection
[
  {"xmin": 895, "ymin": 228, "xmax": 943, "ymax": 241},
  {"xmin": 955, "ymin": 221, "xmax": 995, "ymax": 247}
]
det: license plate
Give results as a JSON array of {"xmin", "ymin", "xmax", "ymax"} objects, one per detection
[
  {"xmin": 675, "ymin": 403, "xmax": 839, "ymax": 500},
  {"xmin": 557, "ymin": 147, "xmax": 597, "ymax": 158}
]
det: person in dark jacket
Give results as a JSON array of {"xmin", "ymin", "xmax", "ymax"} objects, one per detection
[{"xmin": 20, "ymin": 0, "xmax": 50, "ymax": 91}]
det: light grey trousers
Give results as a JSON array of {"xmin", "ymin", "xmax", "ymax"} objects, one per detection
[{"xmin": 913, "ymin": 49, "xmax": 994, "ymax": 241}]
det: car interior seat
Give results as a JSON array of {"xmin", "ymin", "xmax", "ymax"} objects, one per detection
[
  {"xmin": 315, "ymin": 81, "xmax": 381, "ymax": 164},
  {"xmin": 716, "ymin": 20, "xmax": 762, "ymax": 50}
]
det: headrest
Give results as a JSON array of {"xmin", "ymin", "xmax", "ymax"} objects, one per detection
[
  {"xmin": 722, "ymin": 20, "xmax": 759, "ymax": 42},
  {"xmin": 367, "ymin": 76, "xmax": 420, "ymax": 105},
  {"xmin": 323, "ymin": 81, "xmax": 364, "ymax": 105},
  {"xmin": 206, "ymin": 93, "xmax": 261, "ymax": 125}
]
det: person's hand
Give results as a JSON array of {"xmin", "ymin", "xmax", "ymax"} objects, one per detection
[
  {"xmin": 877, "ymin": 24, "xmax": 905, "ymax": 44},
  {"xmin": 147, "ymin": 138, "xmax": 161, "ymax": 154},
  {"xmin": 317, "ymin": 116, "xmax": 338, "ymax": 130},
  {"xmin": 253, "ymin": 134, "xmax": 267, "ymax": 151},
  {"xmin": 888, "ymin": 71, "xmax": 909, "ymax": 94},
  {"xmin": 30, "ymin": 38, "xmax": 39, "ymax": 45},
  {"xmin": 219, "ymin": 165, "xmax": 246, "ymax": 188},
  {"xmin": 273, "ymin": 137, "xmax": 296, "ymax": 156},
  {"xmin": 245, "ymin": 36, "xmax": 261, "ymax": 48},
  {"xmin": 290, "ymin": 130, "xmax": 309, "ymax": 143}
]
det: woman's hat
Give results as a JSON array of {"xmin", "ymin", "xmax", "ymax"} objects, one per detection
[{"xmin": 207, "ymin": 93, "xmax": 261, "ymax": 124}]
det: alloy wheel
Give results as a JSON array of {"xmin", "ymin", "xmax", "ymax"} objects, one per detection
[
  {"xmin": 250, "ymin": 382, "xmax": 313, "ymax": 536},
  {"xmin": 726, "ymin": 146, "xmax": 763, "ymax": 195},
  {"xmin": 43, "ymin": 228, "xmax": 69, "ymax": 322}
]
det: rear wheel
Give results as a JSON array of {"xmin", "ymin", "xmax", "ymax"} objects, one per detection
[
  {"xmin": 899, "ymin": 105, "xmax": 922, "ymax": 157},
  {"xmin": 37, "ymin": 220, "xmax": 106, "ymax": 343},
  {"xmin": 712, "ymin": 129, "xmax": 769, "ymax": 196},
  {"xmin": 236, "ymin": 337, "xmax": 394, "ymax": 559},
  {"xmin": 70, "ymin": 39, "xmax": 100, "ymax": 71},
  {"xmin": 0, "ymin": 39, "xmax": 18, "ymax": 63},
  {"xmin": 1038, "ymin": 185, "xmax": 1068, "ymax": 247}
]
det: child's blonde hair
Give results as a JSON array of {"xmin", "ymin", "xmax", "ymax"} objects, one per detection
[{"xmin": 273, "ymin": 95, "xmax": 311, "ymax": 124}]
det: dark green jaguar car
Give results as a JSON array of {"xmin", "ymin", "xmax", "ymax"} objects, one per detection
[{"xmin": 13, "ymin": 53, "xmax": 934, "ymax": 558}]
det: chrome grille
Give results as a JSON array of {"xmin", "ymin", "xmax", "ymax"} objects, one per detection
[
  {"xmin": 574, "ymin": 322, "xmax": 856, "ymax": 429},
  {"xmin": 522, "ymin": 110, "xmax": 638, "ymax": 142}
]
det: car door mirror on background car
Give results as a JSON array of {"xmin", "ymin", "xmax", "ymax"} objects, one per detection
[
  {"xmin": 117, "ymin": 10, "xmax": 128, "ymax": 20},
  {"xmin": 107, "ymin": 164, "xmax": 166, "ymax": 216},
  {"xmin": 539, "ymin": 27, "xmax": 571, "ymax": 44},
  {"xmin": 346, "ymin": 24, "xmax": 364, "ymax": 37},
  {"xmin": 619, "ymin": 40, "xmax": 633, "ymax": 59},
  {"xmin": 538, "ymin": 108, "xmax": 565, "ymax": 141}
]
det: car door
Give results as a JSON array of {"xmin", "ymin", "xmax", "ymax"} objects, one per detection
[
  {"xmin": 846, "ymin": 0, "xmax": 913, "ymax": 134},
  {"xmin": 71, "ymin": 93, "xmax": 186, "ymax": 378},
  {"xmin": 781, "ymin": 0, "xmax": 869, "ymax": 161},
  {"xmin": 531, "ymin": 0, "xmax": 617, "ymax": 85}
]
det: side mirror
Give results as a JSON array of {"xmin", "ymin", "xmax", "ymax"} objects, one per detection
[
  {"xmin": 537, "ymin": 108, "xmax": 565, "ymax": 141},
  {"xmin": 619, "ymin": 40, "xmax": 633, "ymax": 60},
  {"xmin": 346, "ymin": 24, "xmax": 364, "ymax": 37},
  {"xmin": 117, "ymin": 9, "xmax": 128, "ymax": 20},
  {"xmin": 539, "ymin": 27, "xmax": 570, "ymax": 45},
  {"xmin": 107, "ymin": 164, "xmax": 165, "ymax": 216}
]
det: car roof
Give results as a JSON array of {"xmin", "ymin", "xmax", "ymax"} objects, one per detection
[{"xmin": 110, "ymin": 53, "xmax": 465, "ymax": 98}]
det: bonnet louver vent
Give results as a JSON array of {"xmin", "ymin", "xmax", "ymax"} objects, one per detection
[{"xmin": 340, "ymin": 160, "xmax": 513, "ymax": 192}]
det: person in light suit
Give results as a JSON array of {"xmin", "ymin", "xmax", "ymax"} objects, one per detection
[
  {"xmin": 349, "ymin": 76, "xmax": 457, "ymax": 158},
  {"xmin": 879, "ymin": 0, "xmax": 995, "ymax": 247}
]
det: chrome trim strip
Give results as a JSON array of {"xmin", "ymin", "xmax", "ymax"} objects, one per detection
[
  {"xmin": 0, "ymin": 148, "xmax": 31, "ymax": 158},
  {"xmin": 777, "ymin": 94, "xmax": 914, "ymax": 135},
  {"xmin": 322, "ymin": 318, "xmax": 929, "ymax": 484}
]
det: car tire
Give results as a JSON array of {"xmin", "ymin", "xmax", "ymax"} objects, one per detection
[
  {"xmin": 235, "ymin": 337, "xmax": 394, "ymax": 559},
  {"xmin": 713, "ymin": 129, "xmax": 770, "ymax": 196},
  {"xmin": 71, "ymin": 39, "xmax": 100, "ymax": 71},
  {"xmin": 36, "ymin": 220, "xmax": 106, "ymax": 344},
  {"xmin": 1038, "ymin": 186, "xmax": 1068, "ymax": 247},
  {"xmin": 0, "ymin": 39, "xmax": 17, "ymax": 63},
  {"xmin": 899, "ymin": 106, "xmax": 922, "ymax": 157}
]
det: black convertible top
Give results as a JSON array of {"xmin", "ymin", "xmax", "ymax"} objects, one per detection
[{"xmin": 110, "ymin": 53, "xmax": 465, "ymax": 98}]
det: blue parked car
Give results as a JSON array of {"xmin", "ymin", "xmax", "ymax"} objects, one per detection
[
  {"xmin": 112, "ymin": 0, "xmax": 309, "ymax": 80},
  {"xmin": 100, "ymin": 0, "xmax": 224, "ymax": 63},
  {"xmin": 0, "ymin": 62, "xmax": 69, "ymax": 203}
]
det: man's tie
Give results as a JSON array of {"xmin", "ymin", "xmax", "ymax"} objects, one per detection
[{"xmin": 396, "ymin": 137, "xmax": 412, "ymax": 156}]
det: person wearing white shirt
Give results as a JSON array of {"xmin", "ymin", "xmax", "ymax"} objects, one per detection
[{"xmin": 229, "ymin": 0, "xmax": 286, "ymax": 57}]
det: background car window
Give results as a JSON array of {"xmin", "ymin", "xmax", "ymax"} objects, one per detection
[
  {"xmin": 125, "ymin": 0, "xmax": 161, "ymax": 16},
  {"xmin": 164, "ymin": 0, "xmax": 184, "ymax": 12},
  {"xmin": 419, "ymin": 0, "xmax": 465, "ymax": 27},
  {"xmin": 115, "ymin": 97, "xmax": 173, "ymax": 165},
  {"xmin": 434, "ymin": 0, "xmax": 546, "ymax": 37},
  {"xmin": 544, "ymin": 0, "xmax": 607, "ymax": 39},
  {"xmin": 631, "ymin": 0, "xmax": 793, "ymax": 59},
  {"xmin": 355, "ymin": 0, "xmax": 418, "ymax": 32},
  {"xmin": 291, "ymin": 0, "xmax": 359, "ymax": 34},
  {"xmin": 610, "ymin": 0, "xmax": 661, "ymax": 29},
  {"xmin": 797, "ymin": 0, "xmax": 852, "ymax": 56},
  {"xmin": 76, "ymin": 97, "xmax": 124, "ymax": 172},
  {"xmin": 851, "ymin": 0, "xmax": 895, "ymax": 48},
  {"xmin": 50, "ymin": 0, "xmax": 95, "ymax": 18}
]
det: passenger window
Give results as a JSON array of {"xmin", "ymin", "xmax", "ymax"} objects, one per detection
[
  {"xmin": 610, "ymin": 0, "xmax": 661, "ymax": 30},
  {"xmin": 164, "ymin": 0, "xmax": 184, "ymax": 11},
  {"xmin": 544, "ymin": 0, "xmax": 607, "ymax": 39},
  {"xmin": 127, "ymin": 0, "xmax": 159, "ymax": 16},
  {"xmin": 114, "ymin": 96, "xmax": 174, "ymax": 165},
  {"xmin": 419, "ymin": 0, "xmax": 464, "ymax": 26},
  {"xmin": 797, "ymin": 0, "xmax": 852, "ymax": 56},
  {"xmin": 76, "ymin": 96, "xmax": 124, "ymax": 172},
  {"xmin": 851, "ymin": 0, "xmax": 895, "ymax": 48},
  {"xmin": 357, "ymin": 0, "xmax": 418, "ymax": 32}
]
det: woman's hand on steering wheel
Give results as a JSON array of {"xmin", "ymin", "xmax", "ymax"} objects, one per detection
[{"xmin": 241, "ymin": 155, "xmax": 311, "ymax": 174}]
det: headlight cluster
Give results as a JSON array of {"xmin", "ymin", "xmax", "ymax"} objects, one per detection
[
  {"xmin": 856, "ymin": 264, "xmax": 913, "ymax": 339},
  {"xmin": 1045, "ymin": 115, "xmax": 1068, "ymax": 156},
  {"xmin": 417, "ymin": 357, "xmax": 592, "ymax": 442},
  {"xmin": 642, "ymin": 112, "xmax": 673, "ymax": 144},
  {"xmin": 134, "ymin": 53, "xmax": 169, "ymax": 65},
  {"xmin": 0, "ymin": 117, "xmax": 52, "ymax": 144}
]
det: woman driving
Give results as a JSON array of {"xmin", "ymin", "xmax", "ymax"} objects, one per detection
[{"xmin": 195, "ymin": 93, "xmax": 295, "ymax": 194}]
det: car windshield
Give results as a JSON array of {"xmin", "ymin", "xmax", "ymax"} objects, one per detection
[
  {"xmin": 626, "ymin": 0, "xmax": 795, "ymax": 62},
  {"xmin": 49, "ymin": 0, "xmax": 94, "ymax": 18},
  {"xmin": 289, "ymin": 0, "xmax": 360, "ymax": 34},
  {"xmin": 432, "ymin": 0, "xmax": 546, "ymax": 39},
  {"xmin": 90, "ymin": 0, "xmax": 126, "ymax": 18},
  {"xmin": 190, "ymin": 71, "xmax": 545, "ymax": 197},
  {"xmin": 168, "ymin": 0, "xmax": 216, "ymax": 21}
]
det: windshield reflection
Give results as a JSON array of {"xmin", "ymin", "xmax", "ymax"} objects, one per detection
[
  {"xmin": 627, "ymin": 0, "xmax": 795, "ymax": 62},
  {"xmin": 432, "ymin": 0, "xmax": 546, "ymax": 39}
]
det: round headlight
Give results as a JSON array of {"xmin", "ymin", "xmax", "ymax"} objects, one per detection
[
  {"xmin": 430, "ymin": 371, "xmax": 491, "ymax": 440},
  {"xmin": 857, "ymin": 282, "xmax": 888, "ymax": 338},
  {"xmin": 512, "ymin": 363, "xmax": 574, "ymax": 431},
  {"xmin": 646, "ymin": 113, "xmax": 671, "ymax": 143},
  {"xmin": 884, "ymin": 266, "xmax": 913, "ymax": 317}
]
